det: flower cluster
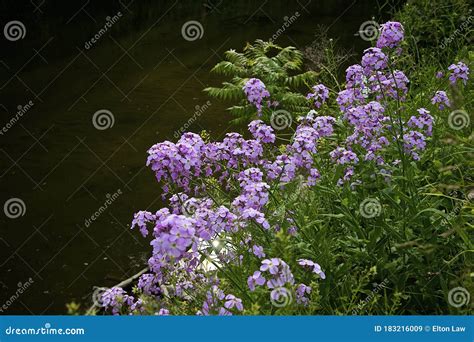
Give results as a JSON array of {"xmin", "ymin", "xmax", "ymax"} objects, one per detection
[
  {"xmin": 248, "ymin": 120, "xmax": 276, "ymax": 143},
  {"xmin": 306, "ymin": 84, "xmax": 329, "ymax": 108},
  {"xmin": 101, "ymin": 287, "xmax": 142, "ymax": 315},
  {"xmin": 247, "ymin": 258, "xmax": 302, "ymax": 305},
  {"xmin": 297, "ymin": 259, "xmax": 326, "ymax": 279},
  {"xmin": 404, "ymin": 108, "xmax": 434, "ymax": 160},
  {"xmin": 197, "ymin": 286, "xmax": 243, "ymax": 315},
  {"xmin": 376, "ymin": 21, "xmax": 404, "ymax": 49},
  {"xmin": 448, "ymin": 62, "xmax": 469, "ymax": 85},
  {"xmin": 100, "ymin": 20, "xmax": 470, "ymax": 316},
  {"xmin": 431, "ymin": 91, "xmax": 450, "ymax": 110},
  {"xmin": 361, "ymin": 48, "xmax": 388, "ymax": 75},
  {"xmin": 243, "ymin": 78, "xmax": 271, "ymax": 115}
]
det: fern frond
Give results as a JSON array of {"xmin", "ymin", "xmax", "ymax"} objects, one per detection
[
  {"xmin": 224, "ymin": 49, "xmax": 248, "ymax": 66},
  {"xmin": 285, "ymin": 71, "xmax": 318, "ymax": 87},
  {"xmin": 204, "ymin": 82, "xmax": 243, "ymax": 102},
  {"xmin": 211, "ymin": 61, "xmax": 247, "ymax": 77}
]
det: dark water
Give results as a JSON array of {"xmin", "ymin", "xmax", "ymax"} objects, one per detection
[{"xmin": 0, "ymin": 1, "xmax": 390, "ymax": 313}]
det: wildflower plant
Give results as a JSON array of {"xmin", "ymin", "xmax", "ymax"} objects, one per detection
[
  {"xmin": 204, "ymin": 40, "xmax": 318, "ymax": 124},
  {"xmin": 100, "ymin": 20, "xmax": 473, "ymax": 316}
]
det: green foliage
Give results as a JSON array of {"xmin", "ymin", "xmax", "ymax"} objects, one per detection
[
  {"xmin": 395, "ymin": 0, "xmax": 473, "ymax": 65},
  {"xmin": 204, "ymin": 40, "xmax": 318, "ymax": 124},
  {"xmin": 95, "ymin": 0, "xmax": 474, "ymax": 316}
]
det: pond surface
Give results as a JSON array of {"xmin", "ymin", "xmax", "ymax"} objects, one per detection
[{"xmin": 0, "ymin": 1, "xmax": 387, "ymax": 313}]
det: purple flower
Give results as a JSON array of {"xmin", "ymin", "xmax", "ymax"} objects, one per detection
[
  {"xmin": 407, "ymin": 108, "xmax": 433, "ymax": 136},
  {"xmin": 224, "ymin": 294, "xmax": 244, "ymax": 311},
  {"xmin": 287, "ymin": 226, "xmax": 298, "ymax": 236},
  {"xmin": 297, "ymin": 258, "xmax": 326, "ymax": 279},
  {"xmin": 376, "ymin": 21, "xmax": 404, "ymax": 49},
  {"xmin": 247, "ymin": 271, "xmax": 266, "ymax": 291},
  {"xmin": 101, "ymin": 287, "xmax": 138, "ymax": 315},
  {"xmin": 131, "ymin": 211, "xmax": 156, "ymax": 237},
  {"xmin": 157, "ymin": 308, "xmax": 170, "ymax": 315},
  {"xmin": 431, "ymin": 91, "xmax": 450, "ymax": 110},
  {"xmin": 330, "ymin": 147, "xmax": 359, "ymax": 165},
  {"xmin": 296, "ymin": 283, "xmax": 312, "ymax": 305},
  {"xmin": 240, "ymin": 208, "xmax": 270, "ymax": 229},
  {"xmin": 198, "ymin": 286, "xmax": 241, "ymax": 316},
  {"xmin": 260, "ymin": 258, "xmax": 280, "ymax": 274},
  {"xmin": 369, "ymin": 70, "xmax": 409, "ymax": 101},
  {"xmin": 361, "ymin": 48, "xmax": 388, "ymax": 75},
  {"xmin": 248, "ymin": 120, "xmax": 276, "ymax": 143},
  {"xmin": 258, "ymin": 258, "xmax": 295, "ymax": 289},
  {"xmin": 336, "ymin": 88, "xmax": 366, "ymax": 112},
  {"xmin": 448, "ymin": 62, "xmax": 469, "ymax": 85},
  {"xmin": 306, "ymin": 84, "xmax": 329, "ymax": 108},
  {"xmin": 252, "ymin": 245, "xmax": 266, "ymax": 258},
  {"xmin": 403, "ymin": 130, "xmax": 427, "ymax": 160},
  {"xmin": 345, "ymin": 64, "xmax": 366, "ymax": 88},
  {"xmin": 137, "ymin": 273, "xmax": 161, "ymax": 295},
  {"xmin": 243, "ymin": 78, "xmax": 271, "ymax": 115}
]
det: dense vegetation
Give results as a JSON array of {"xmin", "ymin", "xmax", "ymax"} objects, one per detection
[{"xmin": 93, "ymin": 1, "xmax": 473, "ymax": 315}]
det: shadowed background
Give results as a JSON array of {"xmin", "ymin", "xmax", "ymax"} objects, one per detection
[{"xmin": 0, "ymin": 0, "xmax": 401, "ymax": 314}]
